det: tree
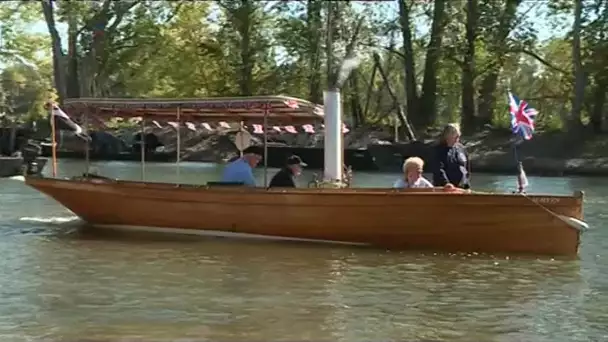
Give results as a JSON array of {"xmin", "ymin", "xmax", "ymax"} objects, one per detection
[{"xmin": 1, "ymin": 0, "xmax": 607, "ymax": 138}]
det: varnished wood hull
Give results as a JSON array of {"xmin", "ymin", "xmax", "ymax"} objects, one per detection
[{"xmin": 25, "ymin": 176, "xmax": 585, "ymax": 256}]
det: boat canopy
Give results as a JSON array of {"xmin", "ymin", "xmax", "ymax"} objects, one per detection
[{"xmin": 62, "ymin": 95, "xmax": 324, "ymax": 124}]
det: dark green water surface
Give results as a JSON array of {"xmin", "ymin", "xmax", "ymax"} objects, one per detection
[{"xmin": 0, "ymin": 160, "xmax": 606, "ymax": 341}]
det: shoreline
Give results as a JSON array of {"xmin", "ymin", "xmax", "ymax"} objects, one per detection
[
  {"xmin": 42, "ymin": 154, "xmax": 608, "ymax": 178},
  {"xmin": 26, "ymin": 128, "xmax": 608, "ymax": 178}
]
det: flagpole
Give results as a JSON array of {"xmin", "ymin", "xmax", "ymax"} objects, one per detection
[
  {"xmin": 509, "ymin": 88, "xmax": 521, "ymax": 191},
  {"xmin": 176, "ymin": 106, "xmax": 181, "ymax": 184},
  {"xmin": 49, "ymin": 103, "xmax": 57, "ymax": 177},
  {"xmin": 84, "ymin": 111, "xmax": 89, "ymax": 175},
  {"xmin": 507, "ymin": 80, "xmax": 520, "ymax": 191},
  {"xmin": 140, "ymin": 116, "xmax": 145, "ymax": 181}
]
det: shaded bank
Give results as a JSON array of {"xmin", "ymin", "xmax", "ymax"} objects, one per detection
[
  {"xmin": 34, "ymin": 127, "xmax": 608, "ymax": 177},
  {"xmin": 371, "ymin": 130, "xmax": 608, "ymax": 177}
]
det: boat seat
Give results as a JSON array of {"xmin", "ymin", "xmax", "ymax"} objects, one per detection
[{"xmin": 206, "ymin": 181, "xmax": 245, "ymax": 187}]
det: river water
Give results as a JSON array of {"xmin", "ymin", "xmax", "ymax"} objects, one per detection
[{"xmin": 1, "ymin": 159, "xmax": 607, "ymax": 342}]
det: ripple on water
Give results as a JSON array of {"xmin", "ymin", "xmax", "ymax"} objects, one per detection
[{"xmin": 0, "ymin": 168, "xmax": 607, "ymax": 341}]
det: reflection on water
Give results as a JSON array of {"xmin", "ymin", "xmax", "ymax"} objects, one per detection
[{"xmin": 0, "ymin": 159, "xmax": 606, "ymax": 341}]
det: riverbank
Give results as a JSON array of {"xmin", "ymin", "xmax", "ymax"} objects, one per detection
[
  {"xmin": 35, "ymin": 126, "xmax": 608, "ymax": 177},
  {"xmin": 463, "ymin": 129, "xmax": 608, "ymax": 177}
]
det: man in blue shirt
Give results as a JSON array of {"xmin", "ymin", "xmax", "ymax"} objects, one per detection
[{"xmin": 220, "ymin": 145, "xmax": 263, "ymax": 186}]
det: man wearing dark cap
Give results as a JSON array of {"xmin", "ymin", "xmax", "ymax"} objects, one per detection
[
  {"xmin": 268, "ymin": 155, "xmax": 307, "ymax": 188},
  {"xmin": 220, "ymin": 145, "xmax": 263, "ymax": 186}
]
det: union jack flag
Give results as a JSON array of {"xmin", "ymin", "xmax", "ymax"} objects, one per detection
[{"xmin": 508, "ymin": 91, "xmax": 538, "ymax": 140}]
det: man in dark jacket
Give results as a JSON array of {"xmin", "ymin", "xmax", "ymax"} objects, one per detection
[
  {"xmin": 432, "ymin": 124, "xmax": 471, "ymax": 189},
  {"xmin": 268, "ymin": 155, "xmax": 307, "ymax": 188}
]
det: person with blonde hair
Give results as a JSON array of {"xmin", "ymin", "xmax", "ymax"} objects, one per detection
[
  {"xmin": 432, "ymin": 123, "xmax": 470, "ymax": 190},
  {"xmin": 393, "ymin": 156, "xmax": 434, "ymax": 189}
]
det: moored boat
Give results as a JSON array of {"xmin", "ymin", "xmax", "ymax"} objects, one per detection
[
  {"xmin": 23, "ymin": 94, "xmax": 589, "ymax": 256},
  {"xmin": 0, "ymin": 156, "xmax": 47, "ymax": 178}
]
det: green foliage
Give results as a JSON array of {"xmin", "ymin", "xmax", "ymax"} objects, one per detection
[
  {"xmin": 0, "ymin": 64, "xmax": 54, "ymax": 124},
  {"xmin": 0, "ymin": 0, "xmax": 606, "ymax": 135}
]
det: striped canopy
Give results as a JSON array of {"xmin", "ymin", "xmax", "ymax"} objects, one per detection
[{"xmin": 63, "ymin": 95, "xmax": 325, "ymax": 124}]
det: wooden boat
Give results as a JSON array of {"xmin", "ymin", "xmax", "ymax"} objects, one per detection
[{"xmin": 23, "ymin": 94, "xmax": 589, "ymax": 257}]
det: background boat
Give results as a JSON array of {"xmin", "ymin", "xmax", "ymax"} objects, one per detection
[{"xmin": 0, "ymin": 156, "xmax": 47, "ymax": 178}]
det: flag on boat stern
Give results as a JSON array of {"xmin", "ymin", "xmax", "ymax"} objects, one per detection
[
  {"xmin": 47, "ymin": 103, "xmax": 91, "ymax": 141},
  {"xmin": 508, "ymin": 91, "xmax": 538, "ymax": 140},
  {"xmin": 516, "ymin": 161, "xmax": 529, "ymax": 193}
]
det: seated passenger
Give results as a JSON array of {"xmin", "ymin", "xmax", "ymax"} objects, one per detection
[
  {"xmin": 220, "ymin": 146, "xmax": 263, "ymax": 186},
  {"xmin": 269, "ymin": 155, "xmax": 307, "ymax": 188},
  {"xmin": 393, "ymin": 157, "xmax": 433, "ymax": 189}
]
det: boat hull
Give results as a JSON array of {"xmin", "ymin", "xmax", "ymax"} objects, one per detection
[{"xmin": 25, "ymin": 177, "xmax": 584, "ymax": 256}]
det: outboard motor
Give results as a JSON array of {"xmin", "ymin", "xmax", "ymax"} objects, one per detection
[
  {"xmin": 21, "ymin": 140, "xmax": 42, "ymax": 176},
  {"xmin": 343, "ymin": 164, "xmax": 353, "ymax": 188}
]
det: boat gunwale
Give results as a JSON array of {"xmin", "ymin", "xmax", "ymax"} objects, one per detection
[{"xmin": 25, "ymin": 176, "xmax": 584, "ymax": 201}]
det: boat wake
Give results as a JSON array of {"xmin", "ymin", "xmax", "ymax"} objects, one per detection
[
  {"xmin": 19, "ymin": 216, "xmax": 80, "ymax": 225},
  {"xmin": 0, "ymin": 216, "xmax": 82, "ymax": 237}
]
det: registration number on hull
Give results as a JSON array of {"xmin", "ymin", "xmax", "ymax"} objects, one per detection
[{"xmin": 531, "ymin": 197, "xmax": 561, "ymax": 205}]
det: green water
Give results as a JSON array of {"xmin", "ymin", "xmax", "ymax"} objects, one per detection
[{"xmin": 0, "ymin": 159, "xmax": 606, "ymax": 341}]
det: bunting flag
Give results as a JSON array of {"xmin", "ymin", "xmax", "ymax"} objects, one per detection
[
  {"xmin": 86, "ymin": 117, "xmax": 349, "ymax": 135},
  {"xmin": 303, "ymin": 124, "xmax": 315, "ymax": 133},
  {"xmin": 252, "ymin": 124, "xmax": 264, "ymax": 134},
  {"xmin": 284, "ymin": 125, "xmax": 297, "ymax": 134},
  {"xmin": 284, "ymin": 99, "xmax": 299, "ymax": 109},
  {"xmin": 49, "ymin": 103, "xmax": 91, "ymax": 141},
  {"xmin": 185, "ymin": 122, "xmax": 196, "ymax": 131},
  {"xmin": 146, "ymin": 122, "xmax": 348, "ymax": 134},
  {"xmin": 58, "ymin": 102, "xmax": 354, "ymax": 136}
]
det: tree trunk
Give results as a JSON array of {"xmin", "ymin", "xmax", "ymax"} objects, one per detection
[
  {"xmin": 349, "ymin": 70, "xmax": 364, "ymax": 127},
  {"xmin": 590, "ymin": 77, "xmax": 606, "ymax": 133},
  {"xmin": 476, "ymin": 72, "xmax": 498, "ymax": 127},
  {"xmin": 307, "ymin": 0, "xmax": 323, "ymax": 104},
  {"xmin": 238, "ymin": 0, "xmax": 254, "ymax": 96},
  {"xmin": 40, "ymin": 0, "xmax": 67, "ymax": 102},
  {"xmin": 372, "ymin": 34, "xmax": 396, "ymax": 120},
  {"xmin": 476, "ymin": 0, "xmax": 521, "ymax": 128},
  {"xmin": 419, "ymin": 0, "xmax": 446, "ymax": 127},
  {"xmin": 570, "ymin": 0, "xmax": 585, "ymax": 129},
  {"xmin": 460, "ymin": 0, "xmax": 478, "ymax": 133},
  {"xmin": 325, "ymin": 1, "xmax": 338, "ymax": 89},
  {"xmin": 8, "ymin": 126, "xmax": 16, "ymax": 155},
  {"xmin": 397, "ymin": 0, "xmax": 419, "ymax": 126},
  {"xmin": 66, "ymin": 14, "xmax": 80, "ymax": 99}
]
